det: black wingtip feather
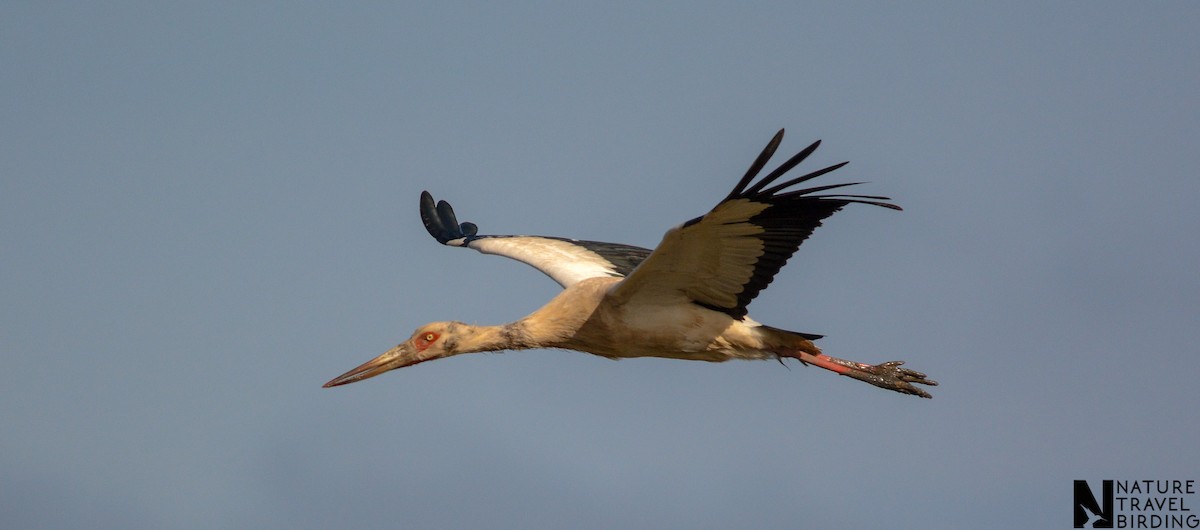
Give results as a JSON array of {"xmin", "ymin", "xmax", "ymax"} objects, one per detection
[
  {"xmin": 420, "ymin": 191, "xmax": 480, "ymax": 244},
  {"xmin": 436, "ymin": 200, "xmax": 460, "ymax": 232},
  {"xmin": 723, "ymin": 133, "xmax": 899, "ymax": 211},
  {"xmin": 726, "ymin": 129, "xmax": 786, "ymax": 201},
  {"xmin": 756, "ymin": 160, "xmax": 847, "ymax": 197},
  {"xmin": 420, "ymin": 191, "xmax": 450, "ymax": 242},
  {"xmin": 744, "ymin": 140, "xmax": 822, "ymax": 196}
]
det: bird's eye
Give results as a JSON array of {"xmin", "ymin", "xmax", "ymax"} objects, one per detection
[{"xmin": 424, "ymin": 333, "xmax": 437, "ymax": 342}]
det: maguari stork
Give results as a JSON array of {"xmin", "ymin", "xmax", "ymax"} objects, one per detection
[{"xmin": 323, "ymin": 130, "xmax": 937, "ymax": 397}]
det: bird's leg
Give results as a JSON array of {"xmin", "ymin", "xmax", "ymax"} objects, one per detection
[{"xmin": 789, "ymin": 351, "xmax": 938, "ymax": 398}]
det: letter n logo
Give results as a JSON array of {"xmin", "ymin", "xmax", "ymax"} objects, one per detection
[{"xmin": 1074, "ymin": 479, "xmax": 1113, "ymax": 528}]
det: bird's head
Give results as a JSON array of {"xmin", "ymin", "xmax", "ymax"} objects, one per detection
[{"xmin": 322, "ymin": 321, "xmax": 461, "ymax": 388}]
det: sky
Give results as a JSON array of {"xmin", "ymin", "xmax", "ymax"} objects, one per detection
[{"xmin": 2, "ymin": 2, "xmax": 1198, "ymax": 528}]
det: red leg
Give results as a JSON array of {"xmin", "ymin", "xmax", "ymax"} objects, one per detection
[{"xmin": 789, "ymin": 351, "xmax": 937, "ymax": 398}]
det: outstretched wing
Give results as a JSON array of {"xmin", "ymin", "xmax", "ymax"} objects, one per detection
[
  {"xmin": 420, "ymin": 191, "xmax": 651, "ymax": 288},
  {"xmin": 609, "ymin": 129, "xmax": 900, "ymax": 319}
]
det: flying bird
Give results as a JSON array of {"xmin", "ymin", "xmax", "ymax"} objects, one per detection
[{"xmin": 323, "ymin": 130, "xmax": 936, "ymax": 397}]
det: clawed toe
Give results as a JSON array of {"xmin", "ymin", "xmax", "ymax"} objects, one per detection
[{"xmin": 848, "ymin": 360, "xmax": 938, "ymax": 398}]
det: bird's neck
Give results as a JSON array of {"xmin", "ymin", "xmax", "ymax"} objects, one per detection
[
  {"xmin": 449, "ymin": 285, "xmax": 595, "ymax": 354},
  {"xmin": 452, "ymin": 321, "xmax": 536, "ymax": 354}
]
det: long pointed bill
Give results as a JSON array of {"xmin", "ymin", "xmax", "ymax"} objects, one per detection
[{"xmin": 322, "ymin": 344, "xmax": 425, "ymax": 388}]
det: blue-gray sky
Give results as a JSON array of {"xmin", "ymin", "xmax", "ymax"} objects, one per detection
[{"xmin": 3, "ymin": 2, "xmax": 1197, "ymax": 528}]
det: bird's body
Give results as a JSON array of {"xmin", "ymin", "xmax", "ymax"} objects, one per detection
[
  {"xmin": 511, "ymin": 276, "xmax": 795, "ymax": 362},
  {"xmin": 324, "ymin": 130, "xmax": 936, "ymax": 397}
]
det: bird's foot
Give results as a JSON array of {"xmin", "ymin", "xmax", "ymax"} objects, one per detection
[
  {"xmin": 839, "ymin": 360, "xmax": 937, "ymax": 398},
  {"xmin": 787, "ymin": 351, "xmax": 938, "ymax": 398}
]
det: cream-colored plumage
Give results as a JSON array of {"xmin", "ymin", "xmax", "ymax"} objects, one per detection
[
  {"xmin": 323, "ymin": 130, "xmax": 937, "ymax": 397},
  {"xmin": 532, "ymin": 277, "xmax": 780, "ymax": 362}
]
